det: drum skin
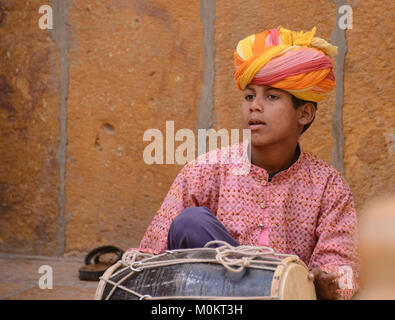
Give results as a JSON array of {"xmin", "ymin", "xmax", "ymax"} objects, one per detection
[{"xmin": 97, "ymin": 249, "xmax": 316, "ymax": 300}]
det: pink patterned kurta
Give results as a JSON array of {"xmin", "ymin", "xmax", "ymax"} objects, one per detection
[{"xmin": 132, "ymin": 142, "xmax": 359, "ymax": 299}]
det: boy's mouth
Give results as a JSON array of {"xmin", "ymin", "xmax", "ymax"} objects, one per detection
[{"xmin": 248, "ymin": 118, "xmax": 266, "ymax": 130}]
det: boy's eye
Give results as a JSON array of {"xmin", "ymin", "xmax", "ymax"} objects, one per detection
[
  {"xmin": 267, "ymin": 94, "xmax": 278, "ymax": 100},
  {"xmin": 244, "ymin": 94, "xmax": 255, "ymax": 101}
]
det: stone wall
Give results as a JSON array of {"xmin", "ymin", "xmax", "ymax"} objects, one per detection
[
  {"xmin": 0, "ymin": 0, "xmax": 393, "ymax": 255},
  {"xmin": 0, "ymin": 0, "xmax": 62, "ymax": 255}
]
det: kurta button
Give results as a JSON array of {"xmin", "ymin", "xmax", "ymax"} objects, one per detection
[
  {"xmin": 261, "ymin": 180, "xmax": 267, "ymax": 186},
  {"xmin": 260, "ymin": 201, "xmax": 265, "ymax": 209},
  {"xmin": 259, "ymin": 223, "xmax": 264, "ymax": 228}
]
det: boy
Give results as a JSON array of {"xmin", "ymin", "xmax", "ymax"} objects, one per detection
[{"xmin": 132, "ymin": 26, "xmax": 359, "ymax": 300}]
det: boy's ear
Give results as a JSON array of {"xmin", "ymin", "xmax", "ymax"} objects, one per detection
[{"xmin": 298, "ymin": 102, "xmax": 316, "ymax": 127}]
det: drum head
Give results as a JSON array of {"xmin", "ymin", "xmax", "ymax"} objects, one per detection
[{"xmin": 271, "ymin": 257, "xmax": 317, "ymax": 300}]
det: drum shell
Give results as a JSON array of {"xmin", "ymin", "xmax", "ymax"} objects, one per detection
[{"xmin": 96, "ymin": 249, "xmax": 316, "ymax": 300}]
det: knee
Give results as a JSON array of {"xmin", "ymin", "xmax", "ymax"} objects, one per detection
[{"xmin": 170, "ymin": 206, "xmax": 211, "ymax": 232}]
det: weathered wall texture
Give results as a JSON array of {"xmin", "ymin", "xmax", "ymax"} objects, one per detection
[
  {"xmin": 65, "ymin": 0, "xmax": 203, "ymax": 252},
  {"xmin": 0, "ymin": 0, "xmax": 61, "ymax": 255},
  {"xmin": 0, "ymin": 0, "xmax": 393, "ymax": 255},
  {"xmin": 342, "ymin": 0, "xmax": 395, "ymax": 209}
]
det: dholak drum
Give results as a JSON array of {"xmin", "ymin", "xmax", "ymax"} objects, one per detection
[{"xmin": 95, "ymin": 241, "xmax": 316, "ymax": 300}]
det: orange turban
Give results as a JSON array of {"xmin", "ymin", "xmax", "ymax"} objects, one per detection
[{"xmin": 234, "ymin": 26, "xmax": 337, "ymax": 102}]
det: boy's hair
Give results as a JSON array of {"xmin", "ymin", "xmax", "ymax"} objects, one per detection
[{"xmin": 291, "ymin": 95, "xmax": 317, "ymax": 134}]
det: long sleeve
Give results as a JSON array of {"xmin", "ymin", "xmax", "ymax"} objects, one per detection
[{"xmin": 308, "ymin": 171, "xmax": 360, "ymax": 300}]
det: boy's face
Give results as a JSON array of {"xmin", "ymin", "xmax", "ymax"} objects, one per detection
[{"xmin": 241, "ymin": 84, "xmax": 304, "ymax": 147}]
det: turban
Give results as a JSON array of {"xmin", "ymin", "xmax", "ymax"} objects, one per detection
[{"xmin": 234, "ymin": 26, "xmax": 337, "ymax": 102}]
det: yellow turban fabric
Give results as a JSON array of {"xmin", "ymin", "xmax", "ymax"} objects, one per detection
[{"xmin": 234, "ymin": 26, "xmax": 338, "ymax": 102}]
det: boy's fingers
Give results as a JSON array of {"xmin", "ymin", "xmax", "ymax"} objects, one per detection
[
  {"xmin": 308, "ymin": 268, "xmax": 341, "ymax": 300},
  {"xmin": 308, "ymin": 267, "xmax": 321, "ymax": 280},
  {"xmin": 317, "ymin": 273, "xmax": 340, "ymax": 292},
  {"xmin": 320, "ymin": 272, "xmax": 338, "ymax": 282},
  {"xmin": 309, "ymin": 268, "xmax": 339, "ymax": 285}
]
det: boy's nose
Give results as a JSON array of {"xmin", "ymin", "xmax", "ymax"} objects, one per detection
[{"xmin": 250, "ymin": 99, "xmax": 264, "ymax": 112}]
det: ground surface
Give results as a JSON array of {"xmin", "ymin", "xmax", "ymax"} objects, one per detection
[{"xmin": 0, "ymin": 252, "xmax": 98, "ymax": 300}]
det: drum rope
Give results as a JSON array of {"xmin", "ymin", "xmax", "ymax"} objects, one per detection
[{"xmin": 98, "ymin": 240, "xmax": 299, "ymax": 300}]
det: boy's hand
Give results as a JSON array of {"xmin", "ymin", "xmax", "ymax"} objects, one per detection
[{"xmin": 308, "ymin": 267, "xmax": 340, "ymax": 300}]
